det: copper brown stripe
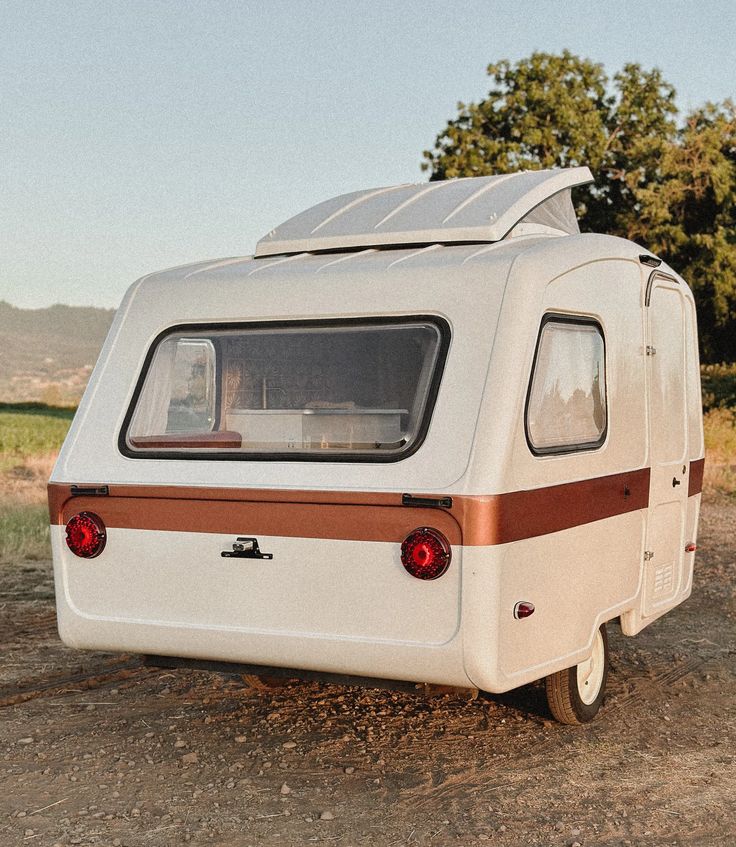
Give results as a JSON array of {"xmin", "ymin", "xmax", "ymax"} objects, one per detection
[
  {"xmin": 50, "ymin": 466, "xmax": 653, "ymax": 547},
  {"xmin": 454, "ymin": 468, "xmax": 651, "ymax": 545},
  {"xmin": 688, "ymin": 457, "xmax": 705, "ymax": 497},
  {"xmin": 58, "ymin": 495, "xmax": 462, "ymax": 546}
]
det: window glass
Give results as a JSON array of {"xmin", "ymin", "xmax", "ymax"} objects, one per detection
[
  {"xmin": 526, "ymin": 319, "xmax": 606, "ymax": 453},
  {"xmin": 124, "ymin": 319, "xmax": 447, "ymax": 459}
]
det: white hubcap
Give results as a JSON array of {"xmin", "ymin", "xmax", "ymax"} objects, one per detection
[{"xmin": 576, "ymin": 629, "xmax": 605, "ymax": 705}]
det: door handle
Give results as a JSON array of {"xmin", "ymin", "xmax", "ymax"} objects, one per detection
[
  {"xmin": 672, "ymin": 477, "xmax": 681, "ymax": 487},
  {"xmin": 221, "ymin": 537, "xmax": 274, "ymax": 560}
]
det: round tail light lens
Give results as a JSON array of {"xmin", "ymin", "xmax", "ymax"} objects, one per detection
[
  {"xmin": 65, "ymin": 512, "xmax": 107, "ymax": 559},
  {"xmin": 401, "ymin": 527, "xmax": 451, "ymax": 580}
]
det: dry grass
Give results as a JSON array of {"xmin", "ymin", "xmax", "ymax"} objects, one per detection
[
  {"xmin": 0, "ymin": 455, "xmax": 55, "ymax": 562},
  {"xmin": 703, "ymin": 407, "xmax": 736, "ymax": 495},
  {"xmin": 0, "ymin": 503, "xmax": 50, "ymax": 562},
  {"xmin": 0, "ymin": 407, "xmax": 64, "ymax": 561}
]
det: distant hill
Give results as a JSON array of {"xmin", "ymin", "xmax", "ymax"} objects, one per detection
[{"xmin": 0, "ymin": 301, "xmax": 115, "ymax": 404}]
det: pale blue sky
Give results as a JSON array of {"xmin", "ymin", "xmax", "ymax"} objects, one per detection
[{"xmin": 2, "ymin": 1, "xmax": 734, "ymax": 309}]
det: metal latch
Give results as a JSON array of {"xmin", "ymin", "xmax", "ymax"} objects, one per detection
[
  {"xmin": 402, "ymin": 494, "xmax": 453, "ymax": 509},
  {"xmin": 646, "ymin": 346, "xmax": 657, "ymax": 356},
  {"xmin": 644, "ymin": 550, "xmax": 655, "ymax": 561},
  {"xmin": 70, "ymin": 485, "xmax": 109, "ymax": 497},
  {"xmin": 221, "ymin": 537, "xmax": 274, "ymax": 560}
]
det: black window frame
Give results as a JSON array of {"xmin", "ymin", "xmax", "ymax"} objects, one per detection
[
  {"xmin": 524, "ymin": 313, "xmax": 608, "ymax": 457},
  {"xmin": 118, "ymin": 315, "xmax": 451, "ymax": 464}
]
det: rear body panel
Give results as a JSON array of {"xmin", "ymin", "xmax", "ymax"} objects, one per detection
[
  {"xmin": 52, "ymin": 487, "xmax": 462, "ymax": 645},
  {"xmin": 49, "ymin": 235, "xmax": 705, "ymax": 693}
]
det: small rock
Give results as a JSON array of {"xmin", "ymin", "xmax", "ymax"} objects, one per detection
[
  {"xmin": 571, "ymin": 829, "xmax": 581, "ymax": 836},
  {"xmin": 174, "ymin": 739, "xmax": 187, "ymax": 749},
  {"xmin": 24, "ymin": 830, "xmax": 35, "ymax": 837},
  {"xmin": 499, "ymin": 824, "xmax": 507, "ymax": 832},
  {"xmin": 320, "ymin": 811, "xmax": 335, "ymax": 821},
  {"xmin": 234, "ymin": 736, "xmax": 247, "ymax": 743},
  {"xmin": 282, "ymin": 741, "xmax": 297, "ymax": 750},
  {"xmin": 181, "ymin": 752, "xmax": 199, "ymax": 765},
  {"xmin": 344, "ymin": 766, "xmax": 355, "ymax": 774},
  {"xmin": 18, "ymin": 737, "xmax": 34, "ymax": 745},
  {"xmin": 280, "ymin": 783, "xmax": 291, "ymax": 795}
]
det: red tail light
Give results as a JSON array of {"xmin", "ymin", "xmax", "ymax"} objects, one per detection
[
  {"xmin": 65, "ymin": 512, "xmax": 106, "ymax": 559},
  {"xmin": 400, "ymin": 527, "xmax": 451, "ymax": 580},
  {"xmin": 514, "ymin": 601, "xmax": 535, "ymax": 619}
]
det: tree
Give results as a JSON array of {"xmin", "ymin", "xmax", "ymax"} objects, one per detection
[
  {"xmin": 422, "ymin": 51, "xmax": 678, "ymax": 235},
  {"xmin": 632, "ymin": 102, "xmax": 736, "ymax": 361},
  {"xmin": 422, "ymin": 52, "xmax": 736, "ymax": 362}
]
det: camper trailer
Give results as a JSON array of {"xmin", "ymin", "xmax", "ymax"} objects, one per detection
[{"xmin": 48, "ymin": 167, "xmax": 704, "ymax": 724}]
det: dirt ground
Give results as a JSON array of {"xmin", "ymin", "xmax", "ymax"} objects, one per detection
[{"xmin": 1, "ymin": 500, "xmax": 734, "ymax": 847}]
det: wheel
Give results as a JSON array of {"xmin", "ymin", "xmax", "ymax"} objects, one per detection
[{"xmin": 545, "ymin": 623, "xmax": 609, "ymax": 724}]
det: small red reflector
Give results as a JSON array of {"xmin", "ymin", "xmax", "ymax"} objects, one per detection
[
  {"xmin": 65, "ymin": 512, "xmax": 106, "ymax": 559},
  {"xmin": 685, "ymin": 542, "xmax": 697, "ymax": 553},
  {"xmin": 400, "ymin": 528, "xmax": 451, "ymax": 580},
  {"xmin": 514, "ymin": 601, "xmax": 535, "ymax": 619}
]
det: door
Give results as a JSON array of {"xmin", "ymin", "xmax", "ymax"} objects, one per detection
[{"xmin": 643, "ymin": 276, "xmax": 689, "ymax": 617}]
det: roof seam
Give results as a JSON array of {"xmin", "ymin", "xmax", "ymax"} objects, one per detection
[{"xmin": 248, "ymin": 253, "xmax": 309, "ymax": 276}]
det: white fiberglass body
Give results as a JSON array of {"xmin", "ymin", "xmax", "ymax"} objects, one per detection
[{"xmin": 49, "ymin": 170, "xmax": 704, "ymax": 695}]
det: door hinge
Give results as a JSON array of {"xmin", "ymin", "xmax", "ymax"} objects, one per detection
[
  {"xmin": 644, "ymin": 550, "xmax": 655, "ymax": 561},
  {"xmin": 646, "ymin": 346, "xmax": 657, "ymax": 356}
]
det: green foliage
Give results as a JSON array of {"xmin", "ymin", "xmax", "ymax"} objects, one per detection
[
  {"xmin": 632, "ymin": 103, "xmax": 736, "ymax": 361},
  {"xmin": 701, "ymin": 363, "xmax": 736, "ymax": 411},
  {"xmin": 422, "ymin": 52, "xmax": 735, "ymax": 362}
]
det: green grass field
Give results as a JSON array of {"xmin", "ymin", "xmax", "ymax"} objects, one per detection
[
  {"xmin": 0, "ymin": 404, "xmax": 74, "ymax": 561},
  {"xmin": 0, "ymin": 397, "xmax": 735, "ymax": 562},
  {"xmin": 0, "ymin": 403, "xmax": 75, "ymax": 472},
  {"xmin": 0, "ymin": 503, "xmax": 51, "ymax": 562}
]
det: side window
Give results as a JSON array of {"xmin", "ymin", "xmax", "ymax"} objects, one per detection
[{"xmin": 525, "ymin": 316, "xmax": 607, "ymax": 454}]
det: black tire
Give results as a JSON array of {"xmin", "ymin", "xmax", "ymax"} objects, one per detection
[{"xmin": 545, "ymin": 623, "xmax": 609, "ymax": 725}]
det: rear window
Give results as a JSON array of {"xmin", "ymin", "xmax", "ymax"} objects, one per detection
[{"xmin": 121, "ymin": 317, "xmax": 449, "ymax": 462}]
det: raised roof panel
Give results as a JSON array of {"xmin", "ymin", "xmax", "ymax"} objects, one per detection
[{"xmin": 255, "ymin": 167, "xmax": 593, "ymax": 257}]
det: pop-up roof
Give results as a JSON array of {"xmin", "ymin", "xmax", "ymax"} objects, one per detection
[{"xmin": 255, "ymin": 166, "xmax": 593, "ymax": 257}]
